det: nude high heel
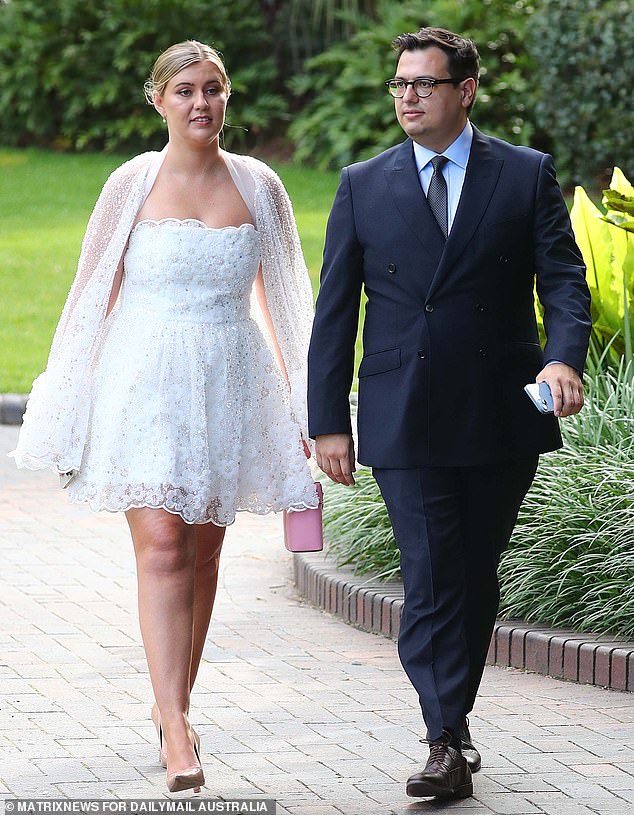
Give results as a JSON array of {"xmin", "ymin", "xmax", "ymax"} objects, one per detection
[
  {"xmin": 152, "ymin": 705, "xmax": 200, "ymax": 769},
  {"xmin": 166, "ymin": 737, "xmax": 204, "ymax": 794},
  {"xmin": 151, "ymin": 704, "xmax": 168, "ymax": 768}
]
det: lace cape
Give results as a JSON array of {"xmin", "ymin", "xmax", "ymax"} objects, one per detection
[{"xmin": 11, "ymin": 147, "xmax": 315, "ymax": 474}]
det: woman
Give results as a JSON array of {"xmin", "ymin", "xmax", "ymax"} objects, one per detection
[{"xmin": 11, "ymin": 40, "xmax": 318, "ymax": 793}]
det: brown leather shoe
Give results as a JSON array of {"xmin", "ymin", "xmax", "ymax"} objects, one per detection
[
  {"xmin": 406, "ymin": 737, "xmax": 473, "ymax": 799},
  {"xmin": 460, "ymin": 717, "xmax": 482, "ymax": 773}
]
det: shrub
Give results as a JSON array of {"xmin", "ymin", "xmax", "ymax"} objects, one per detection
[
  {"xmin": 527, "ymin": 0, "xmax": 634, "ymax": 187},
  {"xmin": 0, "ymin": 0, "xmax": 285, "ymax": 152},
  {"xmin": 498, "ymin": 355, "xmax": 634, "ymax": 638},
  {"xmin": 290, "ymin": 0, "xmax": 537, "ymax": 170}
]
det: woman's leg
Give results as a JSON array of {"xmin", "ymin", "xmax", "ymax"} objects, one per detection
[
  {"xmin": 190, "ymin": 523, "xmax": 226, "ymax": 688},
  {"xmin": 150, "ymin": 522, "xmax": 225, "ymax": 763},
  {"xmin": 126, "ymin": 507, "xmax": 199, "ymax": 774}
]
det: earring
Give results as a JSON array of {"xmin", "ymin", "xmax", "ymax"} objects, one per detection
[{"xmin": 162, "ymin": 117, "xmax": 166, "ymax": 125}]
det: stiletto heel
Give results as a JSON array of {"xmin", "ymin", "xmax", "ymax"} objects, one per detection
[
  {"xmin": 151, "ymin": 705, "xmax": 168, "ymax": 768},
  {"xmin": 152, "ymin": 706, "xmax": 200, "ymax": 770},
  {"xmin": 167, "ymin": 737, "xmax": 204, "ymax": 793}
]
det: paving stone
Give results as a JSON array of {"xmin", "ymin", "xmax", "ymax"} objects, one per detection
[
  {"xmin": 545, "ymin": 777, "xmax": 625, "ymax": 804},
  {"xmin": 1, "ymin": 782, "xmax": 58, "ymax": 798},
  {"xmin": 486, "ymin": 774, "xmax": 560, "ymax": 793},
  {"xmin": 52, "ymin": 782, "xmax": 120, "ymax": 798},
  {"xmin": 594, "ymin": 810, "xmax": 634, "ymax": 815},
  {"xmin": 56, "ymin": 739, "xmax": 120, "ymax": 758},
  {"xmin": 524, "ymin": 793, "xmax": 599, "ymax": 815},
  {"xmin": 608, "ymin": 788, "xmax": 634, "ymax": 803},
  {"xmin": 469, "ymin": 794, "xmax": 542, "ymax": 814},
  {"xmin": 4, "ymin": 732, "xmax": 71, "ymax": 759}
]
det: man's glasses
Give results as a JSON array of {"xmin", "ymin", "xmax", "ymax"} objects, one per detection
[{"xmin": 385, "ymin": 76, "xmax": 465, "ymax": 99}]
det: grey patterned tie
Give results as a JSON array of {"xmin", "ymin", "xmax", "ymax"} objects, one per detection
[{"xmin": 427, "ymin": 155, "xmax": 449, "ymax": 238}]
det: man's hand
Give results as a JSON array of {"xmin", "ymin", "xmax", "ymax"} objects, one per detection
[
  {"xmin": 315, "ymin": 433, "xmax": 356, "ymax": 486},
  {"xmin": 536, "ymin": 362, "xmax": 584, "ymax": 417}
]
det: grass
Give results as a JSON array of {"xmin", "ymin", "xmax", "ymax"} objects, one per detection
[
  {"xmin": 0, "ymin": 147, "xmax": 342, "ymax": 392},
  {"xmin": 1, "ymin": 149, "xmax": 126, "ymax": 391},
  {"xmin": 267, "ymin": 160, "xmax": 341, "ymax": 286}
]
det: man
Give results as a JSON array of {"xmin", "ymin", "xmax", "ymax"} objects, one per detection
[{"xmin": 307, "ymin": 27, "xmax": 591, "ymax": 800}]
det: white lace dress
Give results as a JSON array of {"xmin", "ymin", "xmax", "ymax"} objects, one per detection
[{"xmin": 67, "ymin": 218, "xmax": 318, "ymax": 525}]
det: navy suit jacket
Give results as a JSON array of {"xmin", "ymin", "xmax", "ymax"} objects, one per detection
[{"xmin": 307, "ymin": 127, "xmax": 592, "ymax": 467}]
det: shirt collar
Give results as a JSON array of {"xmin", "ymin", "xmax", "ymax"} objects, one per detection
[{"xmin": 413, "ymin": 120, "xmax": 473, "ymax": 174}]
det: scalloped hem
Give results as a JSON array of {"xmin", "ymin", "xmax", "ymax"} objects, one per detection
[
  {"xmin": 8, "ymin": 451, "xmax": 73, "ymax": 473},
  {"xmin": 66, "ymin": 494, "xmax": 320, "ymax": 527}
]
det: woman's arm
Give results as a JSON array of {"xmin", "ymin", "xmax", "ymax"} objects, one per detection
[
  {"xmin": 105, "ymin": 256, "xmax": 124, "ymax": 318},
  {"xmin": 254, "ymin": 263, "xmax": 290, "ymax": 385},
  {"xmin": 255, "ymin": 264, "xmax": 310, "ymax": 458}
]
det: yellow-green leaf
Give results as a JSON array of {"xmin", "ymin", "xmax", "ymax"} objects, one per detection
[{"xmin": 609, "ymin": 167, "xmax": 634, "ymax": 198}]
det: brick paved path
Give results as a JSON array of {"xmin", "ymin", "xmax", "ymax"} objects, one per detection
[{"xmin": 1, "ymin": 425, "xmax": 633, "ymax": 814}]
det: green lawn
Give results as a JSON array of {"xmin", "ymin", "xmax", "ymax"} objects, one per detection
[{"xmin": 0, "ymin": 148, "xmax": 342, "ymax": 392}]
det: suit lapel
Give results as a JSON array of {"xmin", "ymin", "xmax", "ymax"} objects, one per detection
[
  {"xmin": 384, "ymin": 140, "xmax": 446, "ymax": 251},
  {"xmin": 427, "ymin": 128, "xmax": 503, "ymax": 298}
]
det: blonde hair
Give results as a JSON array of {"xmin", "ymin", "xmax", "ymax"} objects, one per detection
[{"xmin": 144, "ymin": 40, "xmax": 230, "ymax": 105}]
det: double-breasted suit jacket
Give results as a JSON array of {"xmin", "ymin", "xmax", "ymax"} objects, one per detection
[{"xmin": 308, "ymin": 127, "xmax": 591, "ymax": 467}]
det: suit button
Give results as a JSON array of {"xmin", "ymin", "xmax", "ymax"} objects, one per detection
[
  {"xmin": 417, "ymin": 350, "xmax": 427, "ymax": 359},
  {"xmin": 479, "ymin": 347, "xmax": 488, "ymax": 357},
  {"xmin": 498, "ymin": 255, "xmax": 509, "ymax": 263},
  {"xmin": 425, "ymin": 304, "xmax": 434, "ymax": 312},
  {"xmin": 476, "ymin": 303, "xmax": 486, "ymax": 312},
  {"xmin": 387, "ymin": 263, "xmax": 396, "ymax": 273}
]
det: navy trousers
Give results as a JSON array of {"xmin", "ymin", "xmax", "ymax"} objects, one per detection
[{"xmin": 373, "ymin": 457, "xmax": 538, "ymax": 740}]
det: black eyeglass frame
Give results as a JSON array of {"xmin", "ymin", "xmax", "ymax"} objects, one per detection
[{"xmin": 384, "ymin": 76, "xmax": 466, "ymax": 99}]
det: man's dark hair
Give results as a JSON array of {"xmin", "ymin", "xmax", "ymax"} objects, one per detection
[{"xmin": 393, "ymin": 27, "xmax": 480, "ymax": 84}]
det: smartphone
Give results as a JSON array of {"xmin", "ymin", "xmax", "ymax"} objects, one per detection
[{"xmin": 524, "ymin": 382, "xmax": 554, "ymax": 414}]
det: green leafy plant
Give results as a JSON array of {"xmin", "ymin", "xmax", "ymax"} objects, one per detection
[
  {"xmin": 527, "ymin": 0, "xmax": 634, "ymax": 186},
  {"xmin": 602, "ymin": 190, "xmax": 634, "ymax": 234},
  {"xmin": 571, "ymin": 168, "xmax": 634, "ymax": 364},
  {"xmin": 498, "ymin": 356, "xmax": 634, "ymax": 638},
  {"xmin": 289, "ymin": 0, "xmax": 537, "ymax": 170},
  {"xmin": 0, "ymin": 0, "xmax": 285, "ymax": 152},
  {"xmin": 289, "ymin": 1, "xmax": 422, "ymax": 170}
]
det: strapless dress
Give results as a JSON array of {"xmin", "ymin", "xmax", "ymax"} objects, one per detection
[{"xmin": 67, "ymin": 218, "xmax": 318, "ymax": 525}]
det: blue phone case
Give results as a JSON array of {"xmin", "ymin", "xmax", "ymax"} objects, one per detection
[{"xmin": 524, "ymin": 382, "xmax": 554, "ymax": 414}]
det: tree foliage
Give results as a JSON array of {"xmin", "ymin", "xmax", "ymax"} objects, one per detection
[
  {"xmin": 262, "ymin": 0, "xmax": 378, "ymax": 73},
  {"xmin": 0, "ymin": 0, "xmax": 285, "ymax": 152},
  {"xmin": 289, "ymin": 0, "xmax": 537, "ymax": 170},
  {"xmin": 527, "ymin": 0, "xmax": 634, "ymax": 186},
  {"xmin": 1, "ymin": 0, "xmax": 632, "ymax": 190}
]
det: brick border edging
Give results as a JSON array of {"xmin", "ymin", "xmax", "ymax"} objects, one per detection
[{"xmin": 293, "ymin": 550, "xmax": 634, "ymax": 693}]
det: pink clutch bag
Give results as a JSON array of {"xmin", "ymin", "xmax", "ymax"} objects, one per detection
[{"xmin": 283, "ymin": 481, "xmax": 324, "ymax": 552}]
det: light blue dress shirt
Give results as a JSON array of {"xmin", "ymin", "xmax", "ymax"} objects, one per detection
[{"xmin": 413, "ymin": 120, "xmax": 473, "ymax": 234}]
